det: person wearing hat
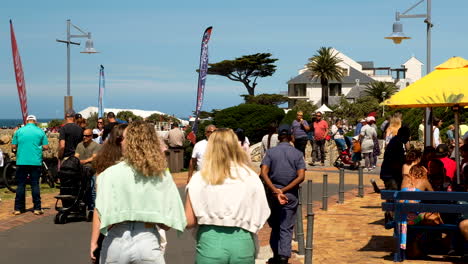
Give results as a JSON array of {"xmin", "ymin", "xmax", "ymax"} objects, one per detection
[
  {"xmin": 58, "ymin": 109, "xmax": 83, "ymax": 159},
  {"xmin": 435, "ymin": 144, "xmax": 456, "ymax": 181},
  {"xmin": 11, "ymin": 115, "xmax": 49, "ymax": 215},
  {"xmin": 261, "ymin": 124, "xmax": 306, "ymax": 264}
]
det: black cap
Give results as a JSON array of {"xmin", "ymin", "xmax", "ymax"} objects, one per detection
[
  {"xmin": 435, "ymin": 144, "xmax": 449, "ymax": 157},
  {"xmin": 65, "ymin": 109, "xmax": 76, "ymax": 118},
  {"xmin": 278, "ymin": 124, "xmax": 292, "ymax": 136}
]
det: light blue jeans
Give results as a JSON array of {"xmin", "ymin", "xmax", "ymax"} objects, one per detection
[{"xmin": 100, "ymin": 222, "xmax": 165, "ymax": 264}]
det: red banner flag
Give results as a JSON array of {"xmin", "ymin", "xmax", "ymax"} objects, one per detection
[{"xmin": 10, "ymin": 20, "xmax": 28, "ymax": 124}]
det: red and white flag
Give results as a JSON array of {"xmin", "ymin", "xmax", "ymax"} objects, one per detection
[{"xmin": 10, "ymin": 20, "xmax": 28, "ymax": 124}]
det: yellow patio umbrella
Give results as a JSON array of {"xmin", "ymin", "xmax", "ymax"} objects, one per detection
[
  {"xmin": 383, "ymin": 56, "xmax": 468, "ymax": 184},
  {"xmin": 383, "ymin": 56, "xmax": 468, "ymax": 108}
]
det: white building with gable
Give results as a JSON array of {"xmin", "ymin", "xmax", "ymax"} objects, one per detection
[{"xmin": 285, "ymin": 48, "xmax": 423, "ymax": 107}]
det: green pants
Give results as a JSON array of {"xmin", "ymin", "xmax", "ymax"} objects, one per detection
[{"xmin": 196, "ymin": 225, "xmax": 255, "ymax": 264}]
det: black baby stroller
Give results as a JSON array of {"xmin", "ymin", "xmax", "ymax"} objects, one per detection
[
  {"xmin": 333, "ymin": 137, "xmax": 357, "ymax": 169},
  {"xmin": 54, "ymin": 156, "xmax": 93, "ymax": 224}
]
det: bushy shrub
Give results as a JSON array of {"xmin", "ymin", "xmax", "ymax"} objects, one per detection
[
  {"xmin": 281, "ymin": 101, "xmax": 317, "ymax": 125},
  {"xmin": 213, "ymin": 104, "xmax": 285, "ymax": 144},
  {"xmin": 116, "ymin": 111, "xmax": 143, "ymax": 122},
  {"xmin": 48, "ymin": 119, "xmax": 63, "ymax": 128}
]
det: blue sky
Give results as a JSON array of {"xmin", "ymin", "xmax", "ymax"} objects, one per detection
[{"xmin": 0, "ymin": 0, "xmax": 467, "ymax": 119}]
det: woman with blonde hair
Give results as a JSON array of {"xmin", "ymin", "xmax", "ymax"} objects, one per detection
[
  {"xmin": 185, "ymin": 128, "xmax": 270, "ymax": 264},
  {"xmin": 385, "ymin": 114, "xmax": 402, "ymax": 147},
  {"xmin": 90, "ymin": 121, "xmax": 186, "ymax": 264}
]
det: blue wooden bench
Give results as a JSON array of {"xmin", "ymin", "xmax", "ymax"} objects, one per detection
[{"xmin": 381, "ymin": 190, "xmax": 468, "ymax": 262}]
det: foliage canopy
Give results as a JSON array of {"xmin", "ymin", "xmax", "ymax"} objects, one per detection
[
  {"xmin": 364, "ymin": 81, "xmax": 399, "ymax": 103},
  {"xmin": 207, "ymin": 53, "xmax": 278, "ymax": 95},
  {"xmin": 116, "ymin": 111, "xmax": 143, "ymax": 123},
  {"xmin": 213, "ymin": 104, "xmax": 285, "ymax": 143},
  {"xmin": 307, "ymin": 47, "xmax": 344, "ymax": 106},
  {"xmin": 241, "ymin": 93, "xmax": 288, "ymax": 106}
]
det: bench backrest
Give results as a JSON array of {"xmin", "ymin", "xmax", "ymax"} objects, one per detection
[{"xmin": 381, "ymin": 190, "xmax": 468, "ymax": 214}]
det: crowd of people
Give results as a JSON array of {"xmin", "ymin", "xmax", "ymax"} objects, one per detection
[{"xmin": 7, "ymin": 107, "xmax": 468, "ymax": 262}]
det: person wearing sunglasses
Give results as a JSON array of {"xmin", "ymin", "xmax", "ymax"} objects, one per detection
[
  {"xmin": 75, "ymin": 129, "xmax": 102, "ymax": 214},
  {"xmin": 93, "ymin": 118, "xmax": 105, "ymax": 144}
]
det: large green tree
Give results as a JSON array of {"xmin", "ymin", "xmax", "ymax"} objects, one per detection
[
  {"xmin": 206, "ymin": 53, "xmax": 278, "ymax": 95},
  {"xmin": 364, "ymin": 81, "xmax": 399, "ymax": 103},
  {"xmin": 307, "ymin": 47, "xmax": 344, "ymax": 106}
]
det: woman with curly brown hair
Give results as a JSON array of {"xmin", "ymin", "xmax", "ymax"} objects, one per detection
[{"xmin": 90, "ymin": 121, "xmax": 186, "ymax": 264}]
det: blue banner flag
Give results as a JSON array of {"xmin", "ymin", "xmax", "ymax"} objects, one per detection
[
  {"xmin": 191, "ymin": 26, "xmax": 213, "ymax": 135},
  {"xmin": 98, "ymin": 65, "xmax": 105, "ymax": 118}
]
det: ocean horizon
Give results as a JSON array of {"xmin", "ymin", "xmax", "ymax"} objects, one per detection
[{"xmin": 0, "ymin": 118, "xmax": 55, "ymax": 128}]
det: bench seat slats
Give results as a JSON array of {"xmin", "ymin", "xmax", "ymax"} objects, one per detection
[
  {"xmin": 381, "ymin": 190, "xmax": 468, "ymax": 201},
  {"xmin": 382, "ymin": 202, "xmax": 468, "ymax": 214}
]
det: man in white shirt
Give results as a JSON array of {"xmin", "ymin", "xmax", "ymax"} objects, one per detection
[{"xmin": 187, "ymin": 124, "xmax": 216, "ymax": 182}]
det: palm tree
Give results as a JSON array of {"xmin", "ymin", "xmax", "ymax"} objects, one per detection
[
  {"xmin": 364, "ymin": 81, "xmax": 398, "ymax": 103},
  {"xmin": 307, "ymin": 47, "xmax": 344, "ymax": 106}
]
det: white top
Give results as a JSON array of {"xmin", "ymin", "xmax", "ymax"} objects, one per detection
[
  {"xmin": 187, "ymin": 165, "xmax": 270, "ymax": 234},
  {"xmin": 360, "ymin": 124, "xmax": 376, "ymax": 153},
  {"xmin": 261, "ymin": 134, "xmax": 279, "ymax": 158},
  {"xmin": 92, "ymin": 128, "xmax": 103, "ymax": 144},
  {"xmin": 433, "ymin": 127, "xmax": 440, "ymax": 147},
  {"xmin": 331, "ymin": 125, "xmax": 344, "ymax": 140},
  {"xmin": 191, "ymin": 139, "xmax": 208, "ymax": 171}
]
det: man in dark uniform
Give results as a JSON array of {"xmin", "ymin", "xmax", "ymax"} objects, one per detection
[{"xmin": 261, "ymin": 124, "xmax": 306, "ymax": 264}]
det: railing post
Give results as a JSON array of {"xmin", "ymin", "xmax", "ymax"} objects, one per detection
[
  {"xmin": 296, "ymin": 185, "xmax": 305, "ymax": 255},
  {"xmin": 322, "ymin": 174, "xmax": 328, "ymax": 211},
  {"xmin": 305, "ymin": 180, "xmax": 314, "ymax": 264},
  {"xmin": 338, "ymin": 168, "xmax": 345, "ymax": 204},
  {"xmin": 358, "ymin": 167, "xmax": 364, "ymax": 198}
]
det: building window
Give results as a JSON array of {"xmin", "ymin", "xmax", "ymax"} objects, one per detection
[
  {"xmin": 341, "ymin": 68, "xmax": 349, "ymax": 76},
  {"xmin": 329, "ymin": 83, "xmax": 342, "ymax": 96},
  {"xmin": 293, "ymin": 84, "xmax": 306, "ymax": 96}
]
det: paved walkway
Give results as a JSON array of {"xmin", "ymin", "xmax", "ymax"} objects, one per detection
[{"xmin": 1, "ymin": 167, "xmax": 464, "ymax": 263}]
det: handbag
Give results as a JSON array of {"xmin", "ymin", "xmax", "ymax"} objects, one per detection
[{"xmin": 420, "ymin": 212, "xmax": 444, "ymax": 226}]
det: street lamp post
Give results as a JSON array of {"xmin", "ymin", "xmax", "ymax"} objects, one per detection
[
  {"xmin": 56, "ymin": 19, "xmax": 98, "ymax": 115},
  {"xmin": 382, "ymin": 91, "xmax": 387, "ymax": 117},
  {"xmin": 385, "ymin": 0, "xmax": 433, "ymax": 147}
]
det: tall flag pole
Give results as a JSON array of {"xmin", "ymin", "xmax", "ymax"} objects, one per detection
[
  {"xmin": 9, "ymin": 20, "xmax": 28, "ymax": 124},
  {"xmin": 98, "ymin": 65, "xmax": 105, "ymax": 118},
  {"xmin": 188, "ymin": 26, "xmax": 213, "ymax": 144}
]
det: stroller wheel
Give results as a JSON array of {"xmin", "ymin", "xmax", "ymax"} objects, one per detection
[
  {"xmin": 54, "ymin": 213, "xmax": 67, "ymax": 225},
  {"xmin": 333, "ymin": 161, "xmax": 340, "ymax": 168}
]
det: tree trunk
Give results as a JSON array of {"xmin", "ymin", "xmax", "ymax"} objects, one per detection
[
  {"xmin": 243, "ymin": 82, "xmax": 255, "ymax": 96},
  {"xmin": 321, "ymin": 78, "xmax": 329, "ymax": 106}
]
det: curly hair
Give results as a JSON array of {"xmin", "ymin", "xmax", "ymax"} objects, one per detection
[
  {"xmin": 123, "ymin": 121, "xmax": 166, "ymax": 177},
  {"xmin": 409, "ymin": 164, "xmax": 427, "ymax": 179},
  {"xmin": 93, "ymin": 124, "xmax": 127, "ymax": 174},
  {"xmin": 405, "ymin": 148, "xmax": 422, "ymax": 165}
]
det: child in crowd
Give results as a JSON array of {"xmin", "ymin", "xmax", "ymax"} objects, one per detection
[{"xmin": 351, "ymin": 136, "xmax": 362, "ymax": 169}]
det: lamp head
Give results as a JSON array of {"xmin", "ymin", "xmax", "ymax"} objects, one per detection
[
  {"xmin": 385, "ymin": 21, "xmax": 411, "ymax": 44},
  {"xmin": 80, "ymin": 38, "xmax": 98, "ymax": 54}
]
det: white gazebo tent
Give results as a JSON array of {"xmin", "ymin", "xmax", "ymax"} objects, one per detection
[{"xmin": 316, "ymin": 104, "xmax": 333, "ymax": 113}]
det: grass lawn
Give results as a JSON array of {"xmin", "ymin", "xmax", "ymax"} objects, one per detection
[{"xmin": 1, "ymin": 183, "xmax": 59, "ymax": 201}]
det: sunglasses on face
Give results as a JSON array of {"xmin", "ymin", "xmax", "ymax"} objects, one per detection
[
  {"xmin": 97, "ymin": 122, "xmax": 103, "ymax": 124},
  {"xmin": 83, "ymin": 134, "xmax": 93, "ymax": 137}
]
